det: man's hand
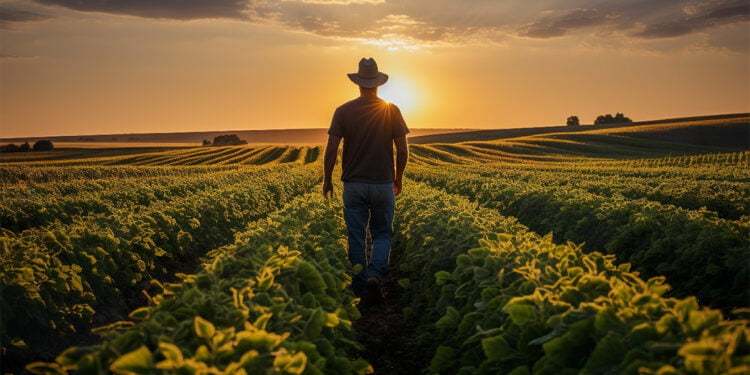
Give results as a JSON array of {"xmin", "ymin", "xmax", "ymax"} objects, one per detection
[
  {"xmin": 394, "ymin": 136, "xmax": 408, "ymax": 197},
  {"xmin": 323, "ymin": 135, "xmax": 341, "ymax": 199},
  {"xmin": 323, "ymin": 180, "xmax": 334, "ymax": 199}
]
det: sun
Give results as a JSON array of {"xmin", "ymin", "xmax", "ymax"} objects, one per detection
[{"xmin": 379, "ymin": 78, "xmax": 418, "ymax": 114}]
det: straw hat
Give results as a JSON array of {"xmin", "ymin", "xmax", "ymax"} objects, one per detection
[{"xmin": 347, "ymin": 58, "xmax": 389, "ymax": 88}]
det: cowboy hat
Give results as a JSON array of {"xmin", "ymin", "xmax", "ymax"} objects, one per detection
[{"xmin": 347, "ymin": 57, "xmax": 388, "ymax": 88}]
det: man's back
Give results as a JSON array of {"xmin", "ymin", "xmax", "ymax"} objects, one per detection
[
  {"xmin": 329, "ymin": 96, "xmax": 408, "ymax": 184},
  {"xmin": 323, "ymin": 57, "xmax": 409, "ymax": 306}
]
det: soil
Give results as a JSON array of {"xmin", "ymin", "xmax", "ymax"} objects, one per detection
[{"xmin": 353, "ymin": 274, "xmax": 429, "ymax": 374}]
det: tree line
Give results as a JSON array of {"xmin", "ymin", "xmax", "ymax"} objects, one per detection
[
  {"xmin": 1, "ymin": 140, "xmax": 54, "ymax": 153},
  {"xmin": 567, "ymin": 113, "xmax": 632, "ymax": 127}
]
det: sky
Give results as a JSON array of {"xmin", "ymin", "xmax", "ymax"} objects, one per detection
[{"xmin": 0, "ymin": 0, "xmax": 748, "ymax": 138}]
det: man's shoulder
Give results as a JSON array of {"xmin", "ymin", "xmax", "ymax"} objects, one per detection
[
  {"xmin": 336, "ymin": 96, "xmax": 387, "ymax": 111},
  {"xmin": 336, "ymin": 97, "xmax": 363, "ymax": 111}
]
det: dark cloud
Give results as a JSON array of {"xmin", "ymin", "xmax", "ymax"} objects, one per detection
[
  {"xmin": 0, "ymin": 53, "xmax": 39, "ymax": 60},
  {"xmin": 15, "ymin": 0, "xmax": 750, "ymax": 49},
  {"xmin": 633, "ymin": 0, "xmax": 749, "ymax": 39},
  {"xmin": 0, "ymin": 6, "xmax": 53, "ymax": 28},
  {"xmin": 520, "ymin": 8, "xmax": 614, "ymax": 38},
  {"xmin": 33, "ymin": 0, "xmax": 248, "ymax": 20}
]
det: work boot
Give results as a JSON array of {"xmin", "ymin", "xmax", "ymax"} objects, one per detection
[{"xmin": 366, "ymin": 277, "xmax": 384, "ymax": 306}]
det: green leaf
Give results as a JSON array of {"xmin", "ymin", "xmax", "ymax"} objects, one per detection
[
  {"xmin": 158, "ymin": 342, "xmax": 183, "ymax": 363},
  {"xmin": 528, "ymin": 328, "xmax": 565, "ymax": 346},
  {"xmin": 324, "ymin": 312, "xmax": 340, "ymax": 328},
  {"xmin": 482, "ymin": 335, "xmax": 516, "ymax": 362},
  {"xmin": 583, "ymin": 332, "xmax": 625, "ymax": 372},
  {"xmin": 128, "ymin": 307, "xmax": 150, "ymax": 321},
  {"xmin": 397, "ymin": 278, "xmax": 410, "ymax": 289},
  {"xmin": 429, "ymin": 346, "xmax": 455, "ymax": 374},
  {"xmin": 305, "ymin": 308, "xmax": 326, "ymax": 338},
  {"xmin": 194, "ymin": 316, "xmax": 215, "ymax": 339},
  {"xmin": 674, "ymin": 297, "xmax": 699, "ymax": 321},
  {"xmin": 352, "ymin": 358, "xmax": 374, "ymax": 374},
  {"xmin": 25, "ymin": 362, "xmax": 65, "ymax": 375},
  {"xmin": 679, "ymin": 340, "xmax": 723, "ymax": 373},
  {"xmin": 594, "ymin": 306, "xmax": 622, "ymax": 333},
  {"xmin": 503, "ymin": 301, "xmax": 537, "ymax": 326},
  {"xmin": 256, "ymin": 268, "xmax": 275, "ymax": 292},
  {"xmin": 685, "ymin": 310, "xmax": 721, "ymax": 336},
  {"xmin": 628, "ymin": 322, "xmax": 657, "ymax": 346},
  {"xmin": 297, "ymin": 261, "xmax": 327, "ymax": 291},
  {"xmin": 273, "ymin": 350, "xmax": 307, "ymax": 375},
  {"xmin": 109, "ymin": 345, "xmax": 154, "ymax": 375},
  {"xmin": 193, "ymin": 345, "xmax": 211, "ymax": 362},
  {"xmin": 435, "ymin": 306, "xmax": 460, "ymax": 330},
  {"xmin": 235, "ymin": 330, "xmax": 287, "ymax": 352},
  {"xmin": 435, "ymin": 271, "xmax": 453, "ymax": 285},
  {"xmin": 351, "ymin": 263, "xmax": 363, "ymax": 275},
  {"xmin": 253, "ymin": 313, "xmax": 273, "ymax": 331},
  {"xmin": 542, "ymin": 320, "xmax": 591, "ymax": 367},
  {"xmin": 238, "ymin": 350, "xmax": 259, "ymax": 367}
]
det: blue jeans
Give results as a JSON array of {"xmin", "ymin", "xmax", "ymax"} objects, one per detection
[{"xmin": 343, "ymin": 182, "xmax": 394, "ymax": 299}]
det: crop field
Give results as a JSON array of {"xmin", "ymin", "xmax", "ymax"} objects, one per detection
[{"xmin": 1, "ymin": 121, "xmax": 749, "ymax": 374}]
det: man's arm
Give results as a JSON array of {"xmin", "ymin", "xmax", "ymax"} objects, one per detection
[
  {"xmin": 393, "ymin": 136, "xmax": 408, "ymax": 196},
  {"xmin": 323, "ymin": 135, "xmax": 342, "ymax": 198}
]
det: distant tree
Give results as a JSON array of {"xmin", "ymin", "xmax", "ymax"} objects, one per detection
[
  {"xmin": 33, "ymin": 140, "xmax": 54, "ymax": 151},
  {"xmin": 202, "ymin": 139, "xmax": 211, "ymax": 146},
  {"xmin": 594, "ymin": 113, "xmax": 632, "ymax": 125},
  {"xmin": 18, "ymin": 142, "xmax": 31, "ymax": 152},
  {"xmin": 566, "ymin": 116, "xmax": 580, "ymax": 127},
  {"xmin": 1, "ymin": 144, "xmax": 19, "ymax": 153},
  {"xmin": 211, "ymin": 134, "xmax": 247, "ymax": 147}
]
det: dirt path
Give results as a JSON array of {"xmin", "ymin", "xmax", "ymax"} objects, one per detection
[{"xmin": 352, "ymin": 274, "xmax": 428, "ymax": 374}]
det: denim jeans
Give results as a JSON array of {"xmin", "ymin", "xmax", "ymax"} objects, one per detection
[{"xmin": 343, "ymin": 182, "xmax": 395, "ymax": 299}]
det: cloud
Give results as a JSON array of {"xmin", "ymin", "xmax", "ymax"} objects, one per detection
[
  {"xmin": 519, "ymin": 8, "xmax": 615, "ymax": 38},
  {"xmin": 289, "ymin": 0, "xmax": 385, "ymax": 4},
  {"xmin": 21, "ymin": 0, "xmax": 750, "ymax": 50},
  {"xmin": 33, "ymin": 0, "xmax": 249, "ymax": 20},
  {"xmin": 0, "ymin": 5, "xmax": 53, "ymax": 29},
  {"xmin": 633, "ymin": 0, "xmax": 749, "ymax": 39}
]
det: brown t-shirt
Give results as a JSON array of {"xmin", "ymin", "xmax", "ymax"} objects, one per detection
[{"xmin": 328, "ymin": 96, "xmax": 409, "ymax": 183}]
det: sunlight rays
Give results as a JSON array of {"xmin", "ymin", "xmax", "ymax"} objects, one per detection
[{"xmin": 379, "ymin": 78, "xmax": 419, "ymax": 114}]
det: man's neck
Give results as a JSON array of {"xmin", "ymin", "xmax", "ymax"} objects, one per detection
[{"xmin": 359, "ymin": 87, "xmax": 378, "ymax": 98}]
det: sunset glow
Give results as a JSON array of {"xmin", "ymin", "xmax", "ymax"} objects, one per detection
[
  {"xmin": 0, "ymin": 1, "xmax": 748, "ymax": 138},
  {"xmin": 380, "ymin": 78, "xmax": 419, "ymax": 114}
]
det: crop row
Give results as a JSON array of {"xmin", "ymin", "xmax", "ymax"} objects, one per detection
[
  {"xmin": 110, "ymin": 146, "xmax": 320, "ymax": 167},
  {"xmin": 1, "ymin": 164, "xmax": 321, "ymax": 366},
  {"xmin": 4, "ymin": 146, "xmax": 323, "ymax": 168},
  {"xmin": 1, "ymin": 164, "xmax": 290, "ymax": 233},
  {"xmin": 623, "ymin": 151, "xmax": 749, "ymax": 168},
  {"xmin": 407, "ymin": 166, "xmax": 750, "ymax": 311},
  {"xmin": 460, "ymin": 163, "xmax": 749, "ymax": 220},
  {"xmin": 460, "ymin": 154, "xmax": 750, "ymax": 183},
  {"xmin": 408, "ymin": 133, "xmax": 718, "ymax": 165},
  {"xmin": 392, "ymin": 180, "xmax": 749, "ymax": 374},
  {"xmin": 0, "ymin": 165, "xmax": 246, "ymax": 184},
  {"xmin": 27, "ymin": 189, "xmax": 371, "ymax": 375}
]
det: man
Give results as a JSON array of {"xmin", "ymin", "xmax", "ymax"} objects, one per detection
[{"xmin": 323, "ymin": 57, "xmax": 409, "ymax": 306}]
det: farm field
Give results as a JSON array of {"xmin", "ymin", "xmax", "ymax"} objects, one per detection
[{"xmin": 1, "ymin": 119, "xmax": 749, "ymax": 374}]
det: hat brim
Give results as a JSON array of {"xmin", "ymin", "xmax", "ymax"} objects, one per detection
[{"xmin": 347, "ymin": 72, "xmax": 389, "ymax": 88}]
